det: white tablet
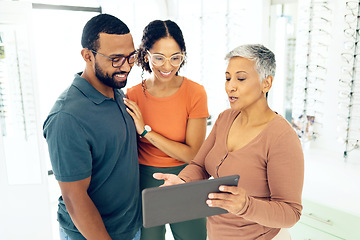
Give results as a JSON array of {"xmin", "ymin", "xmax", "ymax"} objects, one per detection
[{"xmin": 142, "ymin": 175, "xmax": 240, "ymax": 228}]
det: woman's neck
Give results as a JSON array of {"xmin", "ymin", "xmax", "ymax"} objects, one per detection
[
  {"xmin": 144, "ymin": 75, "xmax": 183, "ymax": 97},
  {"xmin": 147, "ymin": 75, "xmax": 182, "ymax": 89},
  {"xmin": 236, "ymin": 103, "xmax": 275, "ymax": 127}
]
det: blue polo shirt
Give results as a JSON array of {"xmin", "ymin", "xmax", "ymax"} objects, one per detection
[{"xmin": 43, "ymin": 73, "xmax": 141, "ymax": 240}]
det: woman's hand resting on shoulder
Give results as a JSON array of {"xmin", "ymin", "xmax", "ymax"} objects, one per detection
[{"xmin": 123, "ymin": 98, "xmax": 145, "ymax": 135}]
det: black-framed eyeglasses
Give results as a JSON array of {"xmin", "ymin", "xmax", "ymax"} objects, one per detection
[{"xmin": 90, "ymin": 49, "xmax": 138, "ymax": 68}]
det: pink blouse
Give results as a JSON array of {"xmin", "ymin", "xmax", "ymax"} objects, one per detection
[{"xmin": 178, "ymin": 109, "xmax": 304, "ymax": 240}]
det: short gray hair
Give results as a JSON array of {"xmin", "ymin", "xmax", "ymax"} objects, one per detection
[{"xmin": 225, "ymin": 44, "xmax": 276, "ymax": 81}]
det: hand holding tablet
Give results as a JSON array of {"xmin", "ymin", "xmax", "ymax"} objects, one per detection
[
  {"xmin": 142, "ymin": 174, "xmax": 240, "ymax": 228},
  {"xmin": 152, "ymin": 172, "xmax": 185, "ymax": 186}
]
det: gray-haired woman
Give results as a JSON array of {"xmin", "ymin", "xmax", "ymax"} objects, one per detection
[{"xmin": 155, "ymin": 44, "xmax": 304, "ymax": 240}]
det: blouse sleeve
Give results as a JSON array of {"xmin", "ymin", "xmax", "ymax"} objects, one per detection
[{"xmin": 238, "ymin": 126, "xmax": 304, "ymax": 228}]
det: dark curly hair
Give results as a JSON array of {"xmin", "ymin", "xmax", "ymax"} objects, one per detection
[
  {"xmin": 81, "ymin": 13, "xmax": 130, "ymax": 52},
  {"xmin": 137, "ymin": 20, "xmax": 187, "ymax": 74}
]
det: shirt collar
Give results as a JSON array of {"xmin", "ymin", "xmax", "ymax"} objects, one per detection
[{"xmin": 72, "ymin": 73, "xmax": 117, "ymax": 105}]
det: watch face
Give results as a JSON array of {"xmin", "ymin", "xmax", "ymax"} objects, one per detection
[{"xmin": 145, "ymin": 125, "xmax": 151, "ymax": 131}]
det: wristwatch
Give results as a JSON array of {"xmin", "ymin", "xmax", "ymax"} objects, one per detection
[{"xmin": 140, "ymin": 125, "xmax": 151, "ymax": 138}]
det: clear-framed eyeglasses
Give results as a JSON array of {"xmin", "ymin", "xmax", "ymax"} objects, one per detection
[
  {"xmin": 146, "ymin": 50, "xmax": 185, "ymax": 67},
  {"xmin": 90, "ymin": 49, "xmax": 138, "ymax": 68}
]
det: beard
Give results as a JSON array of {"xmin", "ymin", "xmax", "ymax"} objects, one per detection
[{"xmin": 95, "ymin": 61, "xmax": 128, "ymax": 89}]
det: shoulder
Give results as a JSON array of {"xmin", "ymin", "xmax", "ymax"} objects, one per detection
[
  {"xmin": 183, "ymin": 77, "xmax": 206, "ymax": 92},
  {"xmin": 268, "ymin": 114, "xmax": 300, "ymax": 142},
  {"xmin": 126, "ymin": 82, "xmax": 142, "ymax": 92},
  {"xmin": 43, "ymin": 111, "xmax": 84, "ymax": 139},
  {"xmin": 220, "ymin": 109, "xmax": 238, "ymax": 118},
  {"xmin": 126, "ymin": 83, "xmax": 143, "ymax": 99},
  {"xmin": 214, "ymin": 109, "xmax": 238, "ymax": 124},
  {"xmin": 47, "ymin": 85, "xmax": 80, "ymax": 116},
  {"xmin": 272, "ymin": 115, "xmax": 296, "ymax": 133},
  {"xmin": 44, "ymin": 83, "xmax": 94, "ymax": 129},
  {"xmin": 181, "ymin": 77, "xmax": 207, "ymax": 102}
]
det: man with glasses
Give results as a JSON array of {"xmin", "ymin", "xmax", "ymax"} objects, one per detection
[{"xmin": 43, "ymin": 14, "xmax": 141, "ymax": 240}]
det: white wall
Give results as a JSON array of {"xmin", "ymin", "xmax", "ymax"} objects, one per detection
[{"xmin": 0, "ymin": 2, "xmax": 52, "ymax": 240}]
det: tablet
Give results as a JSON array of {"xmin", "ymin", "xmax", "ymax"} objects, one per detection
[{"xmin": 142, "ymin": 174, "xmax": 240, "ymax": 228}]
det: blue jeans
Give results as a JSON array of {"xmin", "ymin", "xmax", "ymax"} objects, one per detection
[
  {"xmin": 59, "ymin": 227, "xmax": 71, "ymax": 240},
  {"xmin": 60, "ymin": 226, "xmax": 141, "ymax": 240}
]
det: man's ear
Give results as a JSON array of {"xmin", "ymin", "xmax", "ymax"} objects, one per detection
[
  {"xmin": 262, "ymin": 75, "xmax": 273, "ymax": 94},
  {"xmin": 81, "ymin": 48, "xmax": 92, "ymax": 63}
]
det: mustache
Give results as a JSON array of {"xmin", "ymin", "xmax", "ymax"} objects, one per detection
[{"xmin": 112, "ymin": 71, "xmax": 128, "ymax": 77}]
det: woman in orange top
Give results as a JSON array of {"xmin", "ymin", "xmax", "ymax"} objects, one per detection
[{"xmin": 124, "ymin": 20, "xmax": 209, "ymax": 240}]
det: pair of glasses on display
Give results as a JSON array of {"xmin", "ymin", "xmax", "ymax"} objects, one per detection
[
  {"xmin": 90, "ymin": 49, "xmax": 138, "ymax": 68},
  {"xmin": 339, "ymin": 78, "xmax": 356, "ymax": 88},
  {"xmin": 305, "ymin": 64, "xmax": 327, "ymax": 75},
  {"xmin": 305, "ymin": 76, "xmax": 326, "ymax": 84},
  {"xmin": 342, "ymin": 41, "xmax": 360, "ymax": 54},
  {"xmin": 299, "ymin": 97, "xmax": 324, "ymax": 108},
  {"xmin": 146, "ymin": 51, "xmax": 185, "ymax": 67},
  {"xmin": 295, "ymin": 86, "xmax": 322, "ymax": 96},
  {"xmin": 344, "ymin": 14, "xmax": 360, "ymax": 24},
  {"xmin": 346, "ymin": 1, "xmax": 360, "ymax": 15},
  {"xmin": 311, "ymin": 16, "xmax": 331, "ymax": 26},
  {"xmin": 341, "ymin": 66, "xmax": 360, "ymax": 78},
  {"xmin": 339, "ymin": 90, "xmax": 360, "ymax": 101},
  {"xmin": 344, "ymin": 28, "xmax": 360, "ymax": 40},
  {"xmin": 308, "ymin": 1, "xmax": 332, "ymax": 13},
  {"xmin": 343, "ymin": 139, "xmax": 360, "ymax": 158},
  {"xmin": 306, "ymin": 28, "xmax": 331, "ymax": 38},
  {"xmin": 309, "ymin": 51, "xmax": 328, "ymax": 60},
  {"xmin": 341, "ymin": 52, "xmax": 360, "ymax": 64},
  {"xmin": 305, "ymin": 87, "xmax": 323, "ymax": 96}
]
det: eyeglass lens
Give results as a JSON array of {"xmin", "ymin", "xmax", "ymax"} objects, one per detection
[
  {"xmin": 112, "ymin": 53, "xmax": 137, "ymax": 67},
  {"xmin": 149, "ymin": 53, "xmax": 184, "ymax": 66}
]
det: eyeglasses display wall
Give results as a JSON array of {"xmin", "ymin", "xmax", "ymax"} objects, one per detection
[
  {"xmin": 292, "ymin": 0, "xmax": 333, "ymax": 145},
  {"xmin": 0, "ymin": 24, "xmax": 42, "ymax": 185},
  {"xmin": 340, "ymin": 0, "xmax": 360, "ymax": 160},
  {"xmin": 292, "ymin": 0, "xmax": 360, "ymax": 161},
  {"xmin": 0, "ymin": 30, "xmax": 37, "ymax": 141}
]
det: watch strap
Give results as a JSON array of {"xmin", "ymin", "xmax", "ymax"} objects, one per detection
[{"xmin": 140, "ymin": 129, "xmax": 148, "ymax": 138}]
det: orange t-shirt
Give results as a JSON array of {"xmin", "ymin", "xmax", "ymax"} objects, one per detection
[{"xmin": 126, "ymin": 77, "xmax": 209, "ymax": 167}]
